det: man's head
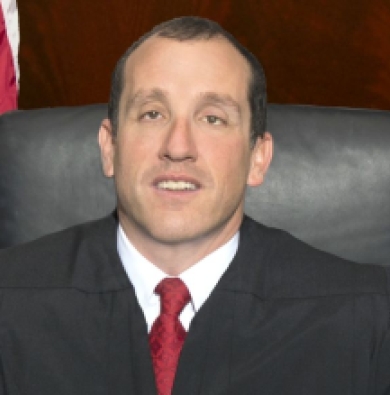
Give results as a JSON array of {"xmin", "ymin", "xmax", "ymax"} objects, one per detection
[
  {"xmin": 99, "ymin": 16, "xmax": 273, "ymax": 273},
  {"xmin": 108, "ymin": 16, "xmax": 267, "ymax": 145}
]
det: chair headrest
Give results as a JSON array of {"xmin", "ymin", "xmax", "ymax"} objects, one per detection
[{"xmin": 1, "ymin": 104, "xmax": 389, "ymax": 265}]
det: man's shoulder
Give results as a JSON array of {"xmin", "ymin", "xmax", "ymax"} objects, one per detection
[
  {"xmin": 0, "ymin": 214, "xmax": 119, "ymax": 290},
  {"xmin": 237, "ymin": 216, "xmax": 390, "ymax": 299}
]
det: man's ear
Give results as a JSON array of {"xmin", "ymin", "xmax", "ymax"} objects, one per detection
[
  {"xmin": 247, "ymin": 132, "xmax": 273, "ymax": 187},
  {"xmin": 98, "ymin": 119, "xmax": 116, "ymax": 178}
]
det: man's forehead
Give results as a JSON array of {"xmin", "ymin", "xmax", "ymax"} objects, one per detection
[
  {"xmin": 118, "ymin": 35, "xmax": 252, "ymax": 118},
  {"xmin": 123, "ymin": 34, "xmax": 250, "ymax": 77}
]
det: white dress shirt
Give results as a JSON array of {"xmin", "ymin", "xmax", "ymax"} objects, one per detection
[{"xmin": 117, "ymin": 225, "xmax": 239, "ymax": 332}]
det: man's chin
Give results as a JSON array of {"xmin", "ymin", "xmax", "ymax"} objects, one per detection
[
  {"xmin": 144, "ymin": 216, "xmax": 239, "ymax": 248},
  {"xmin": 119, "ymin": 212, "xmax": 202, "ymax": 245},
  {"xmin": 118, "ymin": 206, "xmax": 242, "ymax": 248},
  {"xmin": 147, "ymin": 223, "xmax": 206, "ymax": 246}
]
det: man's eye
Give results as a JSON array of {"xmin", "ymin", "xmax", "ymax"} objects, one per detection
[
  {"xmin": 204, "ymin": 115, "xmax": 226, "ymax": 125},
  {"xmin": 140, "ymin": 111, "xmax": 161, "ymax": 120}
]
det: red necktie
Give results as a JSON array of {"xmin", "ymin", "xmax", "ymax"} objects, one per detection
[{"xmin": 149, "ymin": 278, "xmax": 191, "ymax": 395}]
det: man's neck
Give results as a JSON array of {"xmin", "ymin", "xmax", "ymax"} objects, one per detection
[{"xmin": 118, "ymin": 215, "xmax": 243, "ymax": 276}]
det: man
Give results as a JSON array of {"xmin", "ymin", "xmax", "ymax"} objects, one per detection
[{"xmin": 0, "ymin": 16, "xmax": 389, "ymax": 395}]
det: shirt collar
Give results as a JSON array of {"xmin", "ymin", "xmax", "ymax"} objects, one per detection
[{"xmin": 117, "ymin": 225, "xmax": 239, "ymax": 312}]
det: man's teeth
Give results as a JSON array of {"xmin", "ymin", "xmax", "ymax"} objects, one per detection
[{"xmin": 157, "ymin": 180, "xmax": 197, "ymax": 190}]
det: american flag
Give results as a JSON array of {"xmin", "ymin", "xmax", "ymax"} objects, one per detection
[{"xmin": 0, "ymin": 0, "xmax": 19, "ymax": 114}]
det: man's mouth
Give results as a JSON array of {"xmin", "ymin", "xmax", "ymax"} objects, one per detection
[{"xmin": 156, "ymin": 180, "xmax": 198, "ymax": 191}]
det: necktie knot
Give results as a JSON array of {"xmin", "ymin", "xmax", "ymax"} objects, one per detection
[{"xmin": 155, "ymin": 277, "xmax": 190, "ymax": 317}]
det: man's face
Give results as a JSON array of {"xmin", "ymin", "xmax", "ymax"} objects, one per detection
[{"xmin": 99, "ymin": 36, "xmax": 272, "ymax": 254}]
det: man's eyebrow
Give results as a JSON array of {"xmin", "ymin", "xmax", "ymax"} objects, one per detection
[
  {"xmin": 124, "ymin": 88, "xmax": 168, "ymax": 115},
  {"xmin": 198, "ymin": 92, "xmax": 242, "ymax": 114}
]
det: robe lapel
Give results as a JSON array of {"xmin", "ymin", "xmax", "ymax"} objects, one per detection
[
  {"xmin": 173, "ymin": 274, "xmax": 239, "ymax": 394},
  {"xmin": 172, "ymin": 217, "xmax": 267, "ymax": 394},
  {"xmin": 128, "ymin": 291, "xmax": 158, "ymax": 395},
  {"xmin": 106, "ymin": 288, "xmax": 157, "ymax": 395}
]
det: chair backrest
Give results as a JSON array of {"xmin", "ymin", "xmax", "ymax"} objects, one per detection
[{"xmin": 0, "ymin": 104, "xmax": 389, "ymax": 265}]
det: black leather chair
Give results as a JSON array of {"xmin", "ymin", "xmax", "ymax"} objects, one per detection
[{"xmin": 0, "ymin": 104, "xmax": 389, "ymax": 265}]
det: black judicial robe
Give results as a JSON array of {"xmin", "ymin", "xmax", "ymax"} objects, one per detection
[{"xmin": 0, "ymin": 214, "xmax": 390, "ymax": 395}]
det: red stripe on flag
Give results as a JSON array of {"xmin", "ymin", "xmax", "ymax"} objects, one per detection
[{"xmin": 0, "ymin": 3, "xmax": 17, "ymax": 114}]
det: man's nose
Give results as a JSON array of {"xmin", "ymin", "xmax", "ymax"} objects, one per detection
[{"xmin": 158, "ymin": 118, "xmax": 198, "ymax": 162}]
